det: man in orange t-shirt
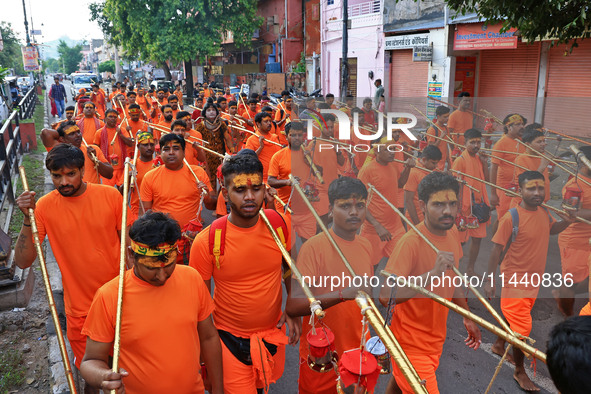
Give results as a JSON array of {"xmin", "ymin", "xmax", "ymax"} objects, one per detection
[
  {"xmin": 40, "ymin": 121, "xmax": 113, "ymax": 185},
  {"xmin": 124, "ymin": 104, "xmax": 149, "ymax": 137},
  {"xmin": 286, "ymin": 177, "xmax": 373, "ymax": 394},
  {"xmin": 489, "ymin": 113, "xmax": 526, "ymax": 229},
  {"xmin": 141, "ymin": 134, "xmax": 216, "ymax": 263},
  {"xmin": 379, "ymin": 172, "xmax": 481, "ymax": 394},
  {"xmin": 359, "ymin": 139, "xmax": 414, "ymax": 266},
  {"xmin": 240, "ymin": 98, "xmax": 258, "ymax": 131},
  {"xmin": 485, "ymin": 170, "xmax": 572, "ymax": 392},
  {"xmin": 190, "ymin": 154, "xmax": 301, "ymax": 393},
  {"xmin": 135, "ymin": 88, "xmax": 152, "ymax": 118},
  {"xmin": 557, "ymin": 146, "xmax": 591, "ymax": 316},
  {"xmin": 156, "ymin": 105, "xmax": 175, "ymax": 139},
  {"xmin": 128, "ymin": 132, "xmax": 156, "ymax": 222},
  {"xmin": 447, "ymin": 92, "xmax": 473, "ymax": 145},
  {"xmin": 404, "ymin": 145, "xmax": 441, "ymax": 224},
  {"xmin": 245, "ymin": 111, "xmax": 282, "ymax": 182},
  {"xmin": 451, "ymin": 129, "xmax": 491, "ymax": 276},
  {"xmin": 93, "ymin": 109, "xmax": 135, "ymax": 186},
  {"xmin": 164, "ymin": 94, "xmax": 180, "ymax": 120},
  {"xmin": 90, "ymin": 84, "xmax": 106, "ymax": 118},
  {"xmin": 511, "ymin": 125, "xmax": 551, "ymax": 207},
  {"xmin": 80, "ymin": 211, "xmax": 223, "ymax": 393},
  {"xmin": 14, "ymin": 144, "xmax": 127, "ymax": 388},
  {"xmin": 426, "ymin": 105, "xmax": 452, "ymax": 170},
  {"xmin": 268, "ymin": 121, "xmax": 317, "ymax": 242},
  {"xmin": 274, "ymin": 96, "xmax": 294, "ymax": 132},
  {"xmin": 77, "ymin": 102, "xmax": 104, "ymax": 145},
  {"xmin": 172, "ymin": 115, "xmax": 206, "ymax": 165}
]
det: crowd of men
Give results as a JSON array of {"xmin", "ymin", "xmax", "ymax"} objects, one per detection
[{"xmin": 12, "ymin": 77, "xmax": 591, "ymax": 393}]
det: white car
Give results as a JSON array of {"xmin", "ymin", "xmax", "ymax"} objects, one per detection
[
  {"xmin": 17, "ymin": 76, "xmax": 33, "ymax": 93},
  {"xmin": 70, "ymin": 73, "xmax": 99, "ymax": 99}
]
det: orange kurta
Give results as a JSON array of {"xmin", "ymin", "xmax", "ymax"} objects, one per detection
[
  {"xmin": 447, "ymin": 110, "xmax": 473, "ymax": 145},
  {"xmin": 491, "ymin": 135, "xmax": 526, "ymax": 219},
  {"xmin": 245, "ymin": 132, "xmax": 281, "ymax": 183},
  {"xmin": 403, "ymin": 167, "xmax": 430, "ymax": 223},
  {"xmin": 426, "ymin": 125, "xmax": 449, "ymax": 171},
  {"xmin": 80, "ymin": 144, "xmax": 108, "ymax": 185}
]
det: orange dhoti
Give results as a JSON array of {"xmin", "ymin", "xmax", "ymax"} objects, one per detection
[
  {"xmin": 391, "ymin": 352, "xmax": 441, "ymax": 394},
  {"xmin": 559, "ymin": 246, "xmax": 591, "ymax": 284}
]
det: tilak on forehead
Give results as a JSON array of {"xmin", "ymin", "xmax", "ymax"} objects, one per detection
[
  {"xmin": 430, "ymin": 190, "xmax": 458, "ymax": 203},
  {"xmin": 334, "ymin": 196, "xmax": 367, "ymax": 205},
  {"xmin": 505, "ymin": 114, "xmax": 524, "ymax": 126},
  {"xmin": 232, "ymin": 173, "xmax": 262, "ymax": 187},
  {"xmin": 524, "ymin": 179, "xmax": 545, "ymax": 188},
  {"xmin": 128, "ymin": 108, "xmax": 141, "ymax": 114},
  {"xmin": 65, "ymin": 109, "xmax": 75, "ymax": 114},
  {"xmin": 63, "ymin": 125, "xmax": 80, "ymax": 135},
  {"xmin": 131, "ymin": 240, "xmax": 178, "ymax": 268}
]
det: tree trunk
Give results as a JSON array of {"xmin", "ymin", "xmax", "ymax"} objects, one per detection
[
  {"xmin": 114, "ymin": 47, "xmax": 121, "ymax": 82},
  {"xmin": 161, "ymin": 61, "xmax": 172, "ymax": 80},
  {"xmin": 184, "ymin": 60, "xmax": 193, "ymax": 98}
]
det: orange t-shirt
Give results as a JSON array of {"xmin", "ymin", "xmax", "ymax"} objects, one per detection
[
  {"xmin": 184, "ymin": 129, "xmax": 204, "ymax": 166},
  {"xmin": 136, "ymin": 96, "xmax": 151, "ymax": 115},
  {"xmin": 558, "ymin": 174, "xmax": 591, "ymax": 251},
  {"xmin": 93, "ymin": 126, "xmax": 131, "ymax": 171},
  {"xmin": 126, "ymin": 119, "xmax": 149, "ymax": 136},
  {"xmin": 403, "ymin": 167, "xmax": 430, "ymax": 223},
  {"xmin": 447, "ymin": 110, "xmax": 473, "ymax": 145},
  {"xmin": 491, "ymin": 135, "xmax": 525, "ymax": 187},
  {"xmin": 245, "ymin": 132, "xmax": 281, "ymax": 182},
  {"xmin": 311, "ymin": 139, "xmax": 339, "ymax": 194},
  {"xmin": 129, "ymin": 158, "xmax": 155, "ymax": 220},
  {"xmin": 239, "ymin": 108, "xmax": 257, "ymax": 132},
  {"xmin": 452, "ymin": 150, "xmax": 490, "ymax": 213},
  {"xmin": 268, "ymin": 147, "xmax": 292, "ymax": 207},
  {"xmin": 34, "ymin": 183, "xmax": 124, "ymax": 317},
  {"xmin": 81, "ymin": 144, "xmax": 108, "ymax": 184},
  {"xmin": 385, "ymin": 223, "xmax": 462, "ymax": 356},
  {"xmin": 80, "ymin": 117, "xmax": 104, "ymax": 145},
  {"xmin": 426, "ymin": 125, "xmax": 449, "ymax": 171},
  {"xmin": 492, "ymin": 205, "xmax": 555, "ymax": 295},
  {"xmin": 296, "ymin": 230, "xmax": 373, "ymax": 392},
  {"xmin": 514, "ymin": 154, "xmax": 550, "ymax": 202},
  {"xmin": 190, "ymin": 216, "xmax": 289, "ymax": 337},
  {"xmin": 82, "ymin": 265, "xmax": 214, "ymax": 393},
  {"xmin": 140, "ymin": 164, "xmax": 212, "ymax": 229},
  {"xmin": 358, "ymin": 158, "xmax": 403, "ymax": 233}
]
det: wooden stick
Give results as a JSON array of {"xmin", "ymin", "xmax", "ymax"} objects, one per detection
[
  {"xmin": 300, "ymin": 144, "xmax": 324, "ymax": 184},
  {"xmin": 368, "ymin": 184, "xmax": 516, "ymax": 336},
  {"xmin": 111, "ymin": 158, "xmax": 131, "ymax": 393},
  {"xmin": 259, "ymin": 209, "xmax": 323, "ymax": 317},
  {"xmin": 570, "ymin": 145, "xmax": 591, "ymax": 172},
  {"xmin": 18, "ymin": 167, "xmax": 78, "ymax": 394},
  {"xmin": 449, "ymin": 168, "xmax": 591, "ymax": 225},
  {"xmin": 480, "ymin": 147, "xmax": 575, "ymax": 165},
  {"xmin": 159, "ymin": 130, "xmax": 224, "ymax": 158},
  {"xmin": 381, "ymin": 271, "xmax": 546, "ymax": 363},
  {"xmin": 546, "ymin": 128, "xmax": 591, "ymax": 147},
  {"xmin": 272, "ymin": 194, "xmax": 293, "ymax": 214},
  {"xmin": 356, "ymin": 292, "xmax": 429, "ymax": 394},
  {"xmin": 149, "ymin": 122, "xmax": 210, "ymax": 144},
  {"xmin": 427, "ymin": 96, "xmax": 491, "ymax": 122},
  {"xmin": 515, "ymin": 139, "xmax": 591, "ymax": 187},
  {"xmin": 82, "ymin": 139, "xmax": 101, "ymax": 181}
]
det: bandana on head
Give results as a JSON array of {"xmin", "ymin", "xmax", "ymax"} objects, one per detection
[
  {"xmin": 137, "ymin": 131, "xmax": 155, "ymax": 144},
  {"xmin": 63, "ymin": 125, "xmax": 80, "ymax": 135},
  {"xmin": 136, "ymin": 250, "xmax": 178, "ymax": 268},
  {"xmin": 504, "ymin": 114, "xmax": 524, "ymax": 126},
  {"xmin": 131, "ymin": 239, "xmax": 177, "ymax": 257},
  {"xmin": 65, "ymin": 110, "xmax": 74, "ymax": 114},
  {"xmin": 128, "ymin": 108, "xmax": 141, "ymax": 114}
]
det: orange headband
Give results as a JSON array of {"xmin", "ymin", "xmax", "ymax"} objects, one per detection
[
  {"xmin": 63, "ymin": 125, "xmax": 80, "ymax": 135},
  {"xmin": 136, "ymin": 250, "xmax": 177, "ymax": 268},
  {"xmin": 505, "ymin": 114, "xmax": 524, "ymax": 126}
]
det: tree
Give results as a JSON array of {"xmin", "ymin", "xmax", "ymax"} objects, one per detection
[
  {"xmin": 43, "ymin": 58, "xmax": 60, "ymax": 73},
  {"xmin": 57, "ymin": 40, "xmax": 83, "ymax": 74},
  {"xmin": 90, "ymin": 0, "xmax": 263, "ymax": 84},
  {"xmin": 0, "ymin": 22, "xmax": 25, "ymax": 75},
  {"xmin": 98, "ymin": 60, "xmax": 116, "ymax": 73},
  {"xmin": 445, "ymin": 0, "xmax": 590, "ymax": 50}
]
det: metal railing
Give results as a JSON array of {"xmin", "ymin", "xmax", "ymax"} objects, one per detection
[{"xmin": 348, "ymin": 0, "xmax": 382, "ymax": 17}]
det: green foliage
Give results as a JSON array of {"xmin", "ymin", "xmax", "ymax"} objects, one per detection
[
  {"xmin": 0, "ymin": 349, "xmax": 26, "ymax": 392},
  {"xmin": 0, "ymin": 67, "xmax": 10, "ymax": 85},
  {"xmin": 57, "ymin": 40, "xmax": 83, "ymax": 74},
  {"xmin": 0, "ymin": 22, "xmax": 25, "ymax": 75},
  {"xmin": 90, "ymin": 0, "xmax": 263, "ymax": 65},
  {"xmin": 292, "ymin": 52, "xmax": 306, "ymax": 73},
  {"xmin": 445, "ymin": 0, "xmax": 590, "ymax": 49},
  {"xmin": 43, "ymin": 58, "xmax": 60, "ymax": 73},
  {"xmin": 99, "ymin": 60, "xmax": 116, "ymax": 73}
]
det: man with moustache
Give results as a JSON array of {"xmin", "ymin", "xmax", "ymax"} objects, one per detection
[{"xmin": 14, "ymin": 144, "xmax": 128, "ymax": 393}]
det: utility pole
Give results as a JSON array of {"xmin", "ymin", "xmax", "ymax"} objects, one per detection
[
  {"xmin": 340, "ymin": 0, "xmax": 349, "ymax": 101},
  {"xmin": 22, "ymin": 0, "xmax": 31, "ymax": 45}
]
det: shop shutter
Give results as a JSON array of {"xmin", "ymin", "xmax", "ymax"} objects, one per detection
[
  {"xmin": 477, "ymin": 42, "xmax": 540, "ymax": 127},
  {"xmin": 389, "ymin": 49, "xmax": 429, "ymax": 112},
  {"xmin": 543, "ymin": 40, "xmax": 591, "ymax": 138}
]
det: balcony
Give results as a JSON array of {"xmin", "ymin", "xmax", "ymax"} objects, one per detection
[{"xmin": 348, "ymin": 0, "xmax": 381, "ymax": 17}]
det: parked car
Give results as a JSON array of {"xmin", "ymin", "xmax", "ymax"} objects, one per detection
[
  {"xmin": 17, "ymin": 76, "xmax": 34, "ymax": 93},
  {"xmin": 150, "ymin": 80, "xmax": 175, "ymax": 93},
  {"xmin": 70, "ymin": 73, "xmax": 99, "ymax": 99}
]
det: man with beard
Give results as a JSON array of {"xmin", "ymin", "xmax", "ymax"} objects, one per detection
[
  {"xmin": 165, "ymin": 94, "xmax": 180, "ymax": 120},
  {"xmin": 190, "ymin": 153, "xmax": 301, "ymax": 393},
  {"xmin": 125, "ymin": 104, "xmax": 149, "ymax": 136},
  {"xmin": 40, "ymin": 121, "xmax": 113, "ymax": 184},
  {"xmin": 150, "ymin": 88, "xmax": 168, "ymax": 122},
  {"xmin": 141, "ymin": 133, "xmax": 216, "ymax": 264},
  {"xmin": 447, "ymin": 92, "xmax": 473, "ymax": 145},
  {"xmin": 485, "ymin": 171, "xmax": 573, "ymax": 392},
  {"xmin": 489, "ymin": 113, "xmax": 527, "ymax": 231},
  {"xmin": 129, "ymin": 131, "xmax": 156, "ymax": 222},
  {"xmin": 245, "ymin": 111, "xmax": 282, "ymax": 183},
  {"xmin": 14, "ymin": 144, "xmax": 127, "ymax": 393},
  {"xmin": 451, "ymin": 128, "xmax": 490, "ymax": 277},
  {"xmin": 76, "ymin": 102, "xmax": 104, "ymax": 145},
  {"xmin": 93, "ymin": 109, "xmax": 135, "ymax": 186},
  {"xmin": 274, "ymin": 95, "xmax": 294, "ymax": 132},
  {"xmin": 359, "ymin": 138, "xmax": 414, "ymax": 266},
  {"xmin": 379, "ymin": 172, "xmax": 481, "ymax": 394},
  {"xmin": 156, "ymin": 104, "xmax": 175, "ymax": 140}
]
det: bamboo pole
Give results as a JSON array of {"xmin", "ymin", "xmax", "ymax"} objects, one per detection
[
  {"xmin": 448, "ymin": 168, "xmax": 591, "ymax": 225},
  {"xmin": 290, "ymin": 175, "xmax": 356, "ymax": 276},
  {"xmin": 546, "ymin": 128, "xmax": 591, "ymax": 147},
  {"xmin": 380, "ymin": 271, "xmax": 546, "ymax": 363},
  {"xmin": 111, "ymin": 158, "xmax": 131, "ymax": 393},
  {"xmin": 300, "ymin": 144, "xmax": 324, "ymax": 184},
  {"xmin": 356, "ymin": 292, "xmax": 428, "ymax": 394},
  {"xmin": 570, "ymin": 145, "xmax": 591, "ymax": 172},
  {"xmin": 368, "ymin": 184, "xmax": 516, "ymax": 336},
  {"xmin": 81, "ymin": 138, "xmax": 101, "ymax": 182},
  {"xmin": 515, "ymin": 139, "xmax": 590, "ymax": 187},
  {"xmin": 18, "ymin": 167, "xmax": 78, "ymax": 394},
  {"xmin": 159, "ymin": 130, "xmax": 224, "ymax": 158},
  {"xmin": 259, "ymin": 209, "xmax": 324, "ymax": 318},
  {"xmin": 272, "ymin": 194, "xmax": 293, "ymax": 214},
  {"xmin": 480, "ymin": 147, "xmax": 575, "ymax": 165},
  {"xmin": 149, "ymin": 122, "xmax": 210, "ymax": 144},
  {"xmin": 427, "ymin": 96, "xmax": 491, "ymax": 122}
]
